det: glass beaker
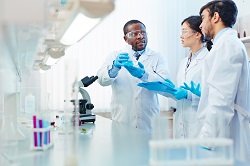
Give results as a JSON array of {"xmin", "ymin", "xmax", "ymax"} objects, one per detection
[{"xmin": 0, "ymin": 115, "xmax": 18, "ymax": 147}]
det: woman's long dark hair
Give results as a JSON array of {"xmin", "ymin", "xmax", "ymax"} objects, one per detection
[{"xmin": 182, "ymin": 16, "xmax": 212, "ymax": 51}]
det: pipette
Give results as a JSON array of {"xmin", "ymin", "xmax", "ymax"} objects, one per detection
[
  {"xmin": 153, "ymin": 70, "xmax": 166, "ymax": 81},
  {"xmin": 152, "ymin": 70, "xmax": 175, "ymax": 88}
]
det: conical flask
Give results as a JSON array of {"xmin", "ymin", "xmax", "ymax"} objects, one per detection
[{"xmin": 0, "ymin": 115, "xmax": 18, "ymax": 146}]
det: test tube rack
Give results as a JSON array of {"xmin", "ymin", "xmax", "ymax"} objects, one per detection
[{"xmin": 30, "ymin": 126, "xmax": 54, "ymax": 151}]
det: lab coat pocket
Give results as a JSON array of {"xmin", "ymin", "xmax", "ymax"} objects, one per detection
[
  {"xmin": 150, "ymin": 105, "xmax": 159, "ymax": 116},
  {"xmin": 191, "ymin": 95, "xmax": 200, "ymax": 108},
  {"xmin": 140, "ymin": 104, "xmax": 158, "ymax": 122},
  {"xmin": 111, "ymin": 105, "xmax": 127, "ymax": 123}
]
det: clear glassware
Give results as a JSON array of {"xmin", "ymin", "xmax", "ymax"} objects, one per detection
[
  {"xmin": 0, "ymin": 115, "xmax": 18, "ymax": 147},
  {"xmin": 0, "ymin": 93, "xmax": 3, "ymax": 130},
  {"xmin": 151, "ymin": 116, "xmax": 171, "ymax": 140}
]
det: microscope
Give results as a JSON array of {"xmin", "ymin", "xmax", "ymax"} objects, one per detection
[{"xmin": 77, "ymin": 75, "xmax": 98, "ymax": 123}]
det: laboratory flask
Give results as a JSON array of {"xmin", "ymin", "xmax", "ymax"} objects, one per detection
[{"xmin": 0, "ymin": 115, "xmax": 18, "ymax": 146}]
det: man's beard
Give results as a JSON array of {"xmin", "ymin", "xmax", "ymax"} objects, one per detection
[{"xmin": 204, "ymin": 32, "xmax": 212, "ymax": 41}]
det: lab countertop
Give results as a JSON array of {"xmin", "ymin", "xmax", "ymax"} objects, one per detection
[
  {"xmin": 0, "ymin": 115, "xmax": 249, "ymax": 166},
  {"xmin": 0, "ymin": 115, "xmax": 150, "ymax": 166}
]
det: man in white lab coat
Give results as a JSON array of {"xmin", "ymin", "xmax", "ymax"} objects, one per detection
[
  {"xmin": 97, "ymin": 20, "xmax": 170, "ymax": 132},
  {"xmin": 197, "ymin": 0, "xmax": 250, "ymax": 162}
]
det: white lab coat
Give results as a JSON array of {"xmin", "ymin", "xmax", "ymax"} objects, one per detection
[
  {"xmin": 174, "ymin": 48, "xmax": 209, "ymax": 138},
  {"xmin": 197, "ymin": 29, "xmax": 250, "ymax": 162},
  {"xmin": 97, "ymin": 46, "xmax": 170, "ymax": 132}
]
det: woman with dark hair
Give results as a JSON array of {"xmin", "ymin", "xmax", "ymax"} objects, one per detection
[
  {"xmin": 169, "ymin": 15, "xmax": 210, "ymax": 138},
  {"xmin": 139, "ymin": 15, "xmax": 210, "ymax": 138}
]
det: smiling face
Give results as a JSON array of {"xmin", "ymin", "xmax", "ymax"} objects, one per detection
[
  {"xmin": 123, "ymin": 23, "xmax": 147, "ymax": 51},
  {"xmin": 200, "ymin": 9, "xmax": 214, "ymax": 41}
]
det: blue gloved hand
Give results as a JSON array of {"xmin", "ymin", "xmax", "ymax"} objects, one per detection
[
  {"xmin": 165, "ymin": 87, "xmax": 188, "ymax": 100},
  {"xmin": 180, "ymin": 81, "xmax": 201, "ymax": 97},
  {"xmin": 113, "ymin": 52, "xmax": 129, "ymax": 69},
  {"xmin": 124, "ymin": 62, "xmax": 145, "ymax": 78},
  {"xmin": 163, "ymin": 79, "xmax": 187, "ymax": 100},
  {"xmin": 163, "ymin": 78, "xmax": 175, "ymax": 89},
  {"xmin": 138, "ymin": 81, "xmax": 177, "ymax": 92},
  {"xmin": 138, "ymin": 80, "xmax": 186, "ymax": 100}
]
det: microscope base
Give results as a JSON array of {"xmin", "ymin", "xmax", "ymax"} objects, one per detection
[{"xmin": 80, "ymin": 114, "xmax": 96, "ymax": 124}]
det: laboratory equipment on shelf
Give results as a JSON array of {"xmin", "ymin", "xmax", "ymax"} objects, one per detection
[{"xmin": 77, "ymin": 75, "xmax": 98, "ymax": 123}]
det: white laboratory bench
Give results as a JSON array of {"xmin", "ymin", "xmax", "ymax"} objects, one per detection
[
  {"xmin": 0, "ymin": 115, "xmax": 249, "ymax": 166},
  {"xmin": 0, "ymin": 115, "xmax": 150, "ymax": 166}
]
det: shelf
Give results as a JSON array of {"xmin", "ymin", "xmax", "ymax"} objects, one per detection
[{"xmin": 240, "ymin": 36, "xmax": 250, "ymax": 43}]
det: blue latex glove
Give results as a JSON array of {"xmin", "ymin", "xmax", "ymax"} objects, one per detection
[
  {"xmin": 124, "ymin": 62, "xmax": 145, "ymax": 78},
  {"xmin": 162, "ymin": 79, "xmax": 187, "ymax": 100},
  {"xmin": 138, "ymin": 80, "xmax": 186, "ymax": 100},
  {"xmin": 113, "ymin": 52, "xmax": 129, "ymax": 69},
  {"xmin": 165, "ymin": 87, "xmax": 188, "ymax": 100},
  {"xmin": 138, "ymin": 81, "xmax": 177, "ymax": 92},
  {"xmin": 181, "ymin": 81, "xmax": 201, "ymax": 97},
  {"xmin": 164, "ymin": 78, "xmax": 175, "ymax": 89}
]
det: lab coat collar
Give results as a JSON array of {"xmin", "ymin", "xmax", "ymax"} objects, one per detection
[
  {"xmin": 135, "ymin": 49, "xmax": 145, "ymax": 55},
  {"xmin": 138, "ymin": 47, "xmax": 160, "ymax": 62},
  {"xmin": 214, "ymin": 28, "xmax": 231, "ymax": 44},
  {"xmin": 121, "ymin": 46, "xmax": 154, "ymax": 62},
  {"xmin": 185, "ymin": 47, "xmax": 208, "ymax": 73},
  {"xmin": 212, "ymin": 29, "xmax": 238, "ymax": 50},
  {"xmin": 132, "ymin": 49, "xmax": 145, "ymax": 60},
  {"xmin": 137, "ymin": 47, "xmax": 150, "ymax": 62},
  {"xmin": 191, "ymin": 47, "xmax": 204, "ymax": 60},
  {"xmin": 194, "ymin": 47, "xmax": 207, "ymax": 60}
]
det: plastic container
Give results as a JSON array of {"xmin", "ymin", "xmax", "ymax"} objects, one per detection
[
  {"xmin": 149, "ymin": 138, "xmax": 234, "ymax": 166},
  {"xmin": 58, "ymin": 112, "xmax": 74, "ymax": 134},
  {"xmin": 30, "ymin": 126, "xmax": 53, "ymax": 150},
  {"xmin": 25, "ymin": 92, "xmax": 35, "ymax": 113}
]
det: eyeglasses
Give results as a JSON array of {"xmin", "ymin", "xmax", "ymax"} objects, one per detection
[
  {"xmin": 125, "ymin": 30, "xmax": 147, "ymax": 38},
  {"xmin": 180, "ymin": 30, "xmax": 196, "ymax": 39}
]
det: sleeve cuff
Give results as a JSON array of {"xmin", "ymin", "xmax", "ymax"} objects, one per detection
[
  {"xmin": 186, "ymin": 90, "xmax": 192, "ymax": 100},
  {"xmin": 108, "ymin": 65, "xmax": 120, "ymax": 78},
  {"xmin": 139, "ymin": 72, "xmax": 149, "ymax": 82}
]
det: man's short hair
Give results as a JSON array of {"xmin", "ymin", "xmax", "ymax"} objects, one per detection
[
  {"xmin": 199, "ymin": 0, "xmax": 238, "ymax": 28},
  {"xmin": 123, "ymin": 20, "xmax": 146, "ymax": 35}
]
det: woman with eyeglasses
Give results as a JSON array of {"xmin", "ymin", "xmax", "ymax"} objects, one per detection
[
  {"xmin": 139, "ymin": 16, "xmax": 211, "ymax": 138},
  {"xmin": 170, "ymin": 15, "xmax": 212, "ymax": 138}
]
